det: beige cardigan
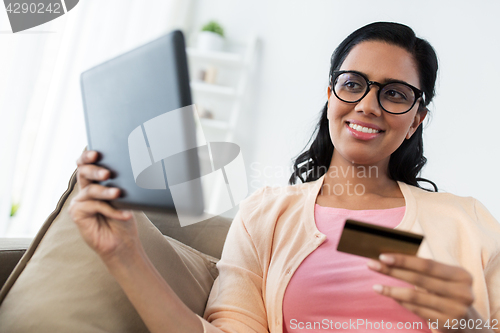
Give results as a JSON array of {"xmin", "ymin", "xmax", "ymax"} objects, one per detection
[{"xmin": 198, "ymin": 174, "xmax": 500, "ymax": 333}]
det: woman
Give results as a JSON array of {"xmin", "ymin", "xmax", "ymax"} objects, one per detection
[{"xmin": 69, "ymin": 22, "xmax": 500, "ymax": 333}]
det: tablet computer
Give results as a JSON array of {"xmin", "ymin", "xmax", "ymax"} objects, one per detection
[{"xmin": 80, "ymin": 30, "xmax": 204, "ymax": 215}]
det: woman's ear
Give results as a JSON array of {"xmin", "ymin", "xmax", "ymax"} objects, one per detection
[
  {"xmin": 327, "ymin": 86, "xmax": 332, "ymax": 119},
  {"xmin": 406, "ymin": 107, "xmax": 428, "ymax": 139},
  {"xmin": 327, "ymin": 86, "xmax": 332, "ymax": 108}
]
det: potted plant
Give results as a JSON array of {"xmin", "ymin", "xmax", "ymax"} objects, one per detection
[{"xmin": 197, "ymin": 20, "xmax": 225, "ymax": 52}]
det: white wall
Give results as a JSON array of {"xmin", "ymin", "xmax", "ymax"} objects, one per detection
[
  {"xmin": 189, "ymin": 0, "xmax": 500, "ymax": 220},
  {"xmin": 0, "ymin": 0, "xmax": 192, "ymax": 236}
]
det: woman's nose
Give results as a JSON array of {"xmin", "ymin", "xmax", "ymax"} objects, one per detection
[{"xmin": 354, "ymin": 87, "xmax": 382, "ymax": 116}]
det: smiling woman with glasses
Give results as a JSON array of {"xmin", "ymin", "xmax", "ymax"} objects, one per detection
[
  {"xmin": 70, "ymin": 22, "xmax": 500, "ymax": 333},
  {"xmin": 282, "ymin": 21, "xmax": 500, "ymax": 333}
]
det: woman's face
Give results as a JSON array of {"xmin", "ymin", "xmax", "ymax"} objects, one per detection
[{"xmin": 327, "ymin": 40, "xmax": 427, "ymax": 167}]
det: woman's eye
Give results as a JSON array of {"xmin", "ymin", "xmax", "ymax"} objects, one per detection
[
  {"xmin": 343, "ymin": 81, "xmax": 362, "ymax": 90},
  {"xmin": 385, "ymin": 89, "xmax": 407, "ymax": 100}
]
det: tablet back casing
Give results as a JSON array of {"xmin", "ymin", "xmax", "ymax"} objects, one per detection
[{"xmin": 81, "ymin": 30, "xmax": 203, "ymax": 214}]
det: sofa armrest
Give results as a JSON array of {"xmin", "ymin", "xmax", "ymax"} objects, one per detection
[
  {"xmin": 0, "ymin": 211, "xmax": 233, "ymax": 291},
  {"xmin": 0, "ymin": 238, "xmax": 32, "ymax": 290}
]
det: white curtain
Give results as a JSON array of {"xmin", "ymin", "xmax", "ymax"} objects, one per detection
[{"xmin": 0, "ymin": 0, "xmax": 192, "ymax": 236}]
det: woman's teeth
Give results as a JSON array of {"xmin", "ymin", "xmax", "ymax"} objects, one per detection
[{"xmin": 348, "ymin": 123, "xmax": 381, "ymax": 133}]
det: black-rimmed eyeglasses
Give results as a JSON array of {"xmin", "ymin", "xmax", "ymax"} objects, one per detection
[{"xmin": 330, "ymin": 70, "xmax": 424, "ymax": 114}]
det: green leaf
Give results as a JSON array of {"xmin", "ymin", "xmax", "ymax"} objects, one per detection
[
  {"xmin": 201, "ymin": 20, "xmax": 224, "ymax": 37},
  {"xmin": 10, "ymin": 202, "xmax": 20, "ymax": 217}
]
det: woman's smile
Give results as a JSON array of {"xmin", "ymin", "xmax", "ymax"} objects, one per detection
[{"xmin": 345, "ymin": 120, "xmax": 385, "ymax": 140}]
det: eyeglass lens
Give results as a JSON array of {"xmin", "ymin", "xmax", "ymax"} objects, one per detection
[{"xmin": 334, "ymin": 72, "xmax": 416, "ymax": 113}]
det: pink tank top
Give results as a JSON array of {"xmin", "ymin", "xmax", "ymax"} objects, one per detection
[{"xmin": 282, "ymin": 204, "xmax": 430, "ymax": 332}]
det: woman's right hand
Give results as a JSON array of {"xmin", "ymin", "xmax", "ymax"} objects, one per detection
[{"xmin": 68, "ymin": 150, "xmax": 141, "ymax": 263}]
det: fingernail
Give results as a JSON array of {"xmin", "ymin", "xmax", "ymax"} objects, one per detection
[
  {"xmin": 372, "ymin": 284, "xmax": 383, "ymax": 293},
  {"xmin": 106, "ymin": 188, "xmax": 118, "ymax": 196},
  {"xmin": 122, "ymin": 211, "xmax": 131, "ymax": 218},
  {"xmin": 366, "ymin": 260, "xmax": 382, "ymax": 271},
  {"xmin": 379, "ymin": 254, "xmax": 395, "ymax": 264},
  {"xmin": 99, "ymin": 170, "xmax": 108, "ymax": 178}
]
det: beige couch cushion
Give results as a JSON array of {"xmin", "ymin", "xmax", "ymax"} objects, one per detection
[
  {"xmin": 145, "ymin": 210, "xmax": 231, "ymax": 260},
  {"xmin": 0, "ymin": 170, "xmax": 218, "ymax": 333}
]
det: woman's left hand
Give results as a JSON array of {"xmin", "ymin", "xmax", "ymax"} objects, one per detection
[{"xmin": 367, "ymin": 254, "xmax": 493, "ymax": 333}]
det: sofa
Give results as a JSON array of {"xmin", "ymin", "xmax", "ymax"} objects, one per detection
[{"xmin": 0, "ymin": 170, "xmax": 234, "ymax": 332}]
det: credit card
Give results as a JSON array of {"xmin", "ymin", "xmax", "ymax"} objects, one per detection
[{"xmin": 336, "ymin": 219, "xmax": 424, "ymax": 259}]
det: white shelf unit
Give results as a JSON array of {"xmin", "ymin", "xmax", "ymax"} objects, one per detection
[
  {"xmin": 187, "ymin": 34, "xmax": 258, "ymax": 142},
  {"xmin": 190, "ymin": 81, "xmax": 237, "ymax": 97},
  {"xmin": 186, "ymin": 48, "xmax": 244, "ymax": 67},
  {"xmin": 186, "ymin": 35, "xmax": 258, "ymax": 215}
]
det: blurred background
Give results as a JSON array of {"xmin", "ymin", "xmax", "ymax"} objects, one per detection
[{"xmin": 1, "ymin": 0, "xmax": 499, "ymax": 237}]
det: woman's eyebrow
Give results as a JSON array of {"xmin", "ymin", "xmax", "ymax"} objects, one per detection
[
  {"xmin": 382, "ymin": 77, "xmax": 412, "ymax": 85},
  {"xmin": 350, "ymin": 70, "xmax": 412, "ymax": 85},
  {"xmin": 362, "ymin": 71, "xmax": 409, "ymax": 84},
  {"xmin": 349, "ymin": 70, "xmax": 418, "ymax": 85}
]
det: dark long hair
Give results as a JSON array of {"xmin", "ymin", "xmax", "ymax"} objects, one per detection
[{"xmin": 288, "ymin": 22, "xmax": 438, "ymax": 191}]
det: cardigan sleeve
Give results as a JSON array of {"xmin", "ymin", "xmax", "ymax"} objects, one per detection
[
  {"xmin": 474, "ymin": 199, "xmax": 500, "ymax": 327},
  {"xmin": 484, "ymin": 251, "xmax": 500, "ymax": 332},
  {"xmin": 197, "ymin": 190, "xmax": 269, "ymax": 333}
]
